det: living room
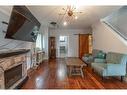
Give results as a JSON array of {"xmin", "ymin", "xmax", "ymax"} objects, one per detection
[
  {"xmin": 26, "ymin": 6, "xmax": 127, "ymax": 89},
  {"xmin": 0, "ymin": 0, "xmax": 127, "ymax": 95}
]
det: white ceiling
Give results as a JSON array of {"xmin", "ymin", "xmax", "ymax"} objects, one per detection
[
  {"xmin": 28, "ymin": 6, "xmax": 121, "ymax": 29},
  {"xmin": 0, "ymin": 6, "xmax": 121, "ymax": 29}
]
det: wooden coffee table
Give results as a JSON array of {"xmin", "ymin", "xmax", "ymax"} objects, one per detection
[{"xmin": 65, "ymin": 57, "xmax": 86, "ymax": 78}]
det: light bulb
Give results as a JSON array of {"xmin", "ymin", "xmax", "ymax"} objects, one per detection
[
  {"xmin": 75, "ymin": 16, "xmax": 78, "ymax": 19},
  {"xmin": 63, "ymin": 21, "xmax": 67, "ymax": 26}
]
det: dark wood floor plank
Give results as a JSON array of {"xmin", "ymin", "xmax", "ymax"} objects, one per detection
[{"xmin": 22, "ymin": 58, "xmax": 127, "ymax": 89}]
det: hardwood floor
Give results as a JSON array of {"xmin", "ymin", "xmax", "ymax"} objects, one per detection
[{"xmin": 22, "ymin": 58, "xmax": 127, "ymax": 89}]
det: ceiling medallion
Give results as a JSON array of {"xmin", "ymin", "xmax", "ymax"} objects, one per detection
[{"xmin": 68, "ymin": 10, "xmax": 73, "ymax": 16}]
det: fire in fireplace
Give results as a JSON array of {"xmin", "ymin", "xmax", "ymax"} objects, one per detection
[{"xmin": 4, "ymin": 64, "xmax": 22, "ymax": 89}]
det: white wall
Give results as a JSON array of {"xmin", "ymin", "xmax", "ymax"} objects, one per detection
[
  {"xmin": 49, "ymin": 28, "xmax": 92, "ymax": 57},
  {"xmin": 92, "ymin": 21, "xmax": 127, "ymax": 54}
]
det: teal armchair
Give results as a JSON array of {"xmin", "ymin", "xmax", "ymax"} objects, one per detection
[
  {"xmin": 82, "ymin": 49, "xmax": 106, "ymax": 66},
  {"xmin": 91, "ymin": 52, "xmax": 127, "ymax": 81}
]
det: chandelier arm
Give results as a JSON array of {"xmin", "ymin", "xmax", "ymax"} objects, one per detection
[
  {"xmin": 57, "ymin": 8, "xmax": 68, "ymax": 26},
  {"xmin": 72, "ymin": 6, "xmax": 76, "ymax": 11},
  {"xmin": 70, "ymin": 15, "xmax": 74, "ymax": 24}
]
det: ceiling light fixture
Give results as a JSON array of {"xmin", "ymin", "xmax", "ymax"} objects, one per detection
[
  {"xmin": 59, "ymin": 5, "xmax": 82, "ymax": 26},
  {"xmin": 63, "ymin": 21, "xmax": 67, "ymax": 26}
]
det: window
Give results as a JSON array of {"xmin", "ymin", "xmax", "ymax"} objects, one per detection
[
  {"xmin": 36, "ymin": 33, "xmax": 42, "ymax": 50},
  {"xmin": 60, "ymin": 36, "xmax": 65, "ymax": 42}
]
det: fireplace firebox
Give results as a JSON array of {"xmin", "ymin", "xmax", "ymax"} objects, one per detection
[{"xmin": 4, "ymin": 64, "xmax": 22, "ymax": 89}]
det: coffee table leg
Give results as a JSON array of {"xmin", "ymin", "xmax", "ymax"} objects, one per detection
[
  {"xmin": 69, "ymin": 66, "xmax": 72, "ymax": 76},
  {"xmin": 80, "ymin": 67, "xmax": 84, "ymax": 78}
]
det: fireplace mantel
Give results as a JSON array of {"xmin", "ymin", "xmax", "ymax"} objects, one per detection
[
  {"xmin": 0, "ymin": 49, "xmax": 30, "ymax": 58},
  {"xmin": 0, "ymin": 49, "xmax": 30, "ymax": 89}
]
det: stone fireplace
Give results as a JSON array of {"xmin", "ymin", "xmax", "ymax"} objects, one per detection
[{"xmin": 0, "ymin": 50, "xmax": 29, "ymax": 89}]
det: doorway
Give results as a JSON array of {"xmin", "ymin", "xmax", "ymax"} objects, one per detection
[
  {"xmin": 58, "ymin": 36, "xmax": 68, "ymax": 58},
  {"xmin": 79, "ymin": 34, "xmax": 92, "ymax": 59}
]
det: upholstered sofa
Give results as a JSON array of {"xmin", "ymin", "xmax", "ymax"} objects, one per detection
[
  {"xmin": 82, "ymin": 49, "xmax": 106, "ymax": 66},
  {"xmin": 91, "ymin": 52, "xmax": 127, "ymax": 81}
]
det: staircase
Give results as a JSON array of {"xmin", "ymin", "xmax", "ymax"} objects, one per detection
[{"xmin": 101, "ymin": 6, "xmax": 127, "ymax": 46}]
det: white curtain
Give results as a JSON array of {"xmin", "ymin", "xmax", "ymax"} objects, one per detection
[{"xmin": 36, "ymin": 33, "xmax": 42, "ymax": 50}]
